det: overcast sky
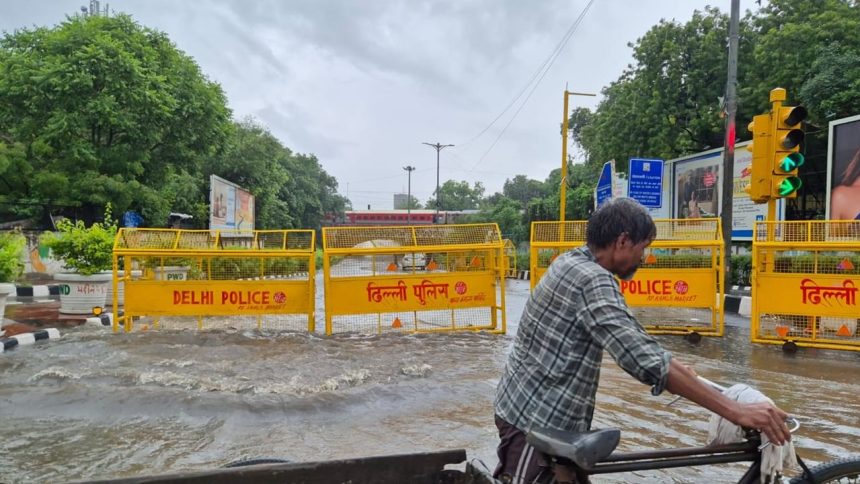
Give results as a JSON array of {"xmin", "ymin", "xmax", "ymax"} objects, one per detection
[{"xmin": 1, "ymin": 0, "xmax": 735, "ymax": 210}]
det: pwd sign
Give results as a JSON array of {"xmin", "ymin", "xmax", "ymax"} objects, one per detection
[{"xmin": 627, "ymin": 158, "xmax": 664, "ymax": 208}]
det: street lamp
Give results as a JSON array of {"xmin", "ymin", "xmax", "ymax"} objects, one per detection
[
  {"xmin": 403, "ymin": 165, "xmax": 416, "ymax": 223},
  {"xmin": 422, "ymin": 142, "xmax": 454, "ymax": 221},
  {"xmin": 559, "ymin": 89, "xmax": 596, "ymax": 221}
]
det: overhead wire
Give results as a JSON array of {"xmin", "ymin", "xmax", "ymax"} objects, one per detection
[
  {"xmin": 344, "ymin": 1, "xmax": 595, "ymax": 206},
  {"xmin": 468, "ymin": 0, "xmax": 596, "ymax": 171}
]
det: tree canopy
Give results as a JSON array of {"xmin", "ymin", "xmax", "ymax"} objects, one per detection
[
  {"xmin": 561, "ymin": 0, "xmax": 860, "ymax": 220},
  {"xmin": 0, "ymin": 13, "xmax": 347, "ymax": 230},
  {"xmin": 427, "ymin": 180, "xmax": 485, "ymax": 211}
]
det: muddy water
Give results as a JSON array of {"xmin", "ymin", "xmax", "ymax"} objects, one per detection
[{"xmin": 1, "ymin": 279, "xmax": 859, "ymax": 483}]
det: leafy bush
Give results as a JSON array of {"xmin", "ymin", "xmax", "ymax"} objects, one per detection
[
  {"xmin": 642, "ymin": 254, "xmax": 712, "ymax": 269},
  {"xmin": 41, "ymin": 206, "xmax": 117, "ymax": 276},
  {"xmin": 774, "ymin": 254, "xmax": 860, "ymax": 275},
  {"xmin": 730, "ymin": 255, "xmax": 752, "ymax": 286},
  {"xmin": 515, "ymin": 251, "xmax": 530, "ymax": 272},
  {"xmin": 0, "ymin": 230, "xmax": 27, "ymax": 282},
  {"xmin": 207, "ymin": 256, "xmax": 305, "ymax": 280}
]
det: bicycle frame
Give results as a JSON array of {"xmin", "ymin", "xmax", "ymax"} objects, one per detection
[
  {"xmin": 548, "ymin": 430, "xmax": 768, "ymax": 483},
  {"xmin": 584, "ymin": 440, "xmax": 761, "ymax": 477}
]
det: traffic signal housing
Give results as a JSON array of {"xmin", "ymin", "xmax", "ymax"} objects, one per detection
[
  {"xmin": 769, "ymin": 105, "xmax": 807, "ymax": 199},
  {"xmin": 745, "ymin": 113, "xmax": 773, "ymax": 204}
]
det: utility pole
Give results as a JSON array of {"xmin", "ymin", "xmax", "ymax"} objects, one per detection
[
  {"xmin": 403, "ymin": 165, "xmax": 416, "ymax": 223},
  {"xmin": 422, "ymin": 142, "xmax": 454, "ymax": 221},
  {"xmin": 721, "ymin": 0, "xmax": 740, "ymax": 282},
  {"xmin": 559, "ymin": 89, "xmax": 596, "ymax": 221}
]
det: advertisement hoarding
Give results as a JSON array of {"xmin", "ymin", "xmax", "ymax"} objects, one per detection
[
  {"xmin": 210, "ymin": 175, "xmax": 255, "ymax": 231},
  {"xmin": 826, "ymin": 114, "xmax": 860, "ymax": 220},
  {"xmin": 669, "ymin": 143, "xmax": 783, "ymax": 240}
]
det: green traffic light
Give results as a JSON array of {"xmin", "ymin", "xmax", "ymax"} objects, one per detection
[
  {"xmin": 777, "ymin": 152, "xmax": 805, "ymax": 172},
  {"xmin": 776, "ymin": 176, "xmax": 802, "ymax": 197}
]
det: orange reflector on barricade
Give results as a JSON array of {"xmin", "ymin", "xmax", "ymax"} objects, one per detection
[
  {"xmin": 645, "ymin": 254, "xmax": 657, "ymax": 264},
  {"xmin": 426, "ymin": 260, "xmax": 438, "ymax": 271},
  {"xmin": 837, "ymin": 258, "xmax": 855, "ymax": 271},
  {"xmin": 392, "ymin": 317, "xmax": 402, "ymax": 328},
  {"xmin": 470, "ymin": 256, "xmax": 481, "ymax": 268},
  {"xmin": 775, "ymin": 325, "xmax": 790, "ymax": 338},
  {"xmin": 837, "ymin": 324, "xmax": 852, "ymax": 337},
  {"xmin": 387, "ymin": 262, "xmax": 398, "ymax": 272}
]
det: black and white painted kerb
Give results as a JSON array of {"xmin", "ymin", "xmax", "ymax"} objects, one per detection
[
  {"xmin": 14, "ymin": 285, "xmax": 61, "ymax": 298},
  {"xmin": 86, "ymin": 312, "xmax": 120, "ymax": 327},
  {"xmin": 0, "ymin": 328, "xmax": 61, "ymax": 353}
]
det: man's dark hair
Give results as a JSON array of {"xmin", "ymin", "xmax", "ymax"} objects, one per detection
[{"xmin": 586, "ymin": 198, "xmax": 657, "ymax": 249}]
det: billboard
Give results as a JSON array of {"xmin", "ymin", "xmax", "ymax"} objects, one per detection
[
  {"xmin": 674, "ymin": 151, "xmax": 721, "ymax": 220},
  {"xmin": 669, "ymin": 143, "xmax": 783, "ymax": 240},
  {"xmin": 210, "ymin": 175, "xmax": 255, "ymax": 231},
  {"xmin": 826, "ymin": 114, "xmax": 860, "ymax": 220}
]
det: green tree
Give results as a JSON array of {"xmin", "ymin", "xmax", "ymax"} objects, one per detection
[
  {"xmin": 0, "ymin": 14, "xmax": 232, "ymax": 221},
  {"xmin": 577, "ymin": 7, "xmax": 754, "ymax": 173},
  {"xmin": 206, "ymin": 119, "xmax": 292, "ymax": 229},
  {"xmin": 798, "ymin": 46, "xmax": 860, "ymax": 121},
  {"xmin": 394, "ymin": 195, "xmax": 422, "ymax": 210},
  {"xmin": 744, "ymin": 0, "xmax": 860, "ymax": 120},
  {"xmin": 502, "ymin": 175, "xmax": 547, "ymax": 208},
  {"xmin": 428, "ymin": 180, "xmax": 485, "ymax": 211},
  {"xmin": 279, "ymin": 152, "xmax": 349, "ymax": 230},
  {"xmin": 472, "ymin": 196, "xmax": 527, "ymax": 242},
  {"xmin": 207, "ymin": 119, "xmax": 348, "ymax": 230}
]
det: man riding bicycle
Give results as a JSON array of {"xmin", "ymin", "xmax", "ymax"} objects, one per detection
[{"xmin": 493, "ymin": 198, "xmax": 791, "ymax": 484}]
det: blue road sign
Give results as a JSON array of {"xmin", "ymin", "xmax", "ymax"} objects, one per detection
[
  {"xmin": 627, "ymin": 158, "xmax": 664, "ymax": 208},
  {"xmin": 596, "ymin": 161, "xmax": 613, "ymax": 208}
]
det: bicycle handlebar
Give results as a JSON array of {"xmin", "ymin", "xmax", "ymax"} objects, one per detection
[
  {"xmin": 665, "ymin": 375, "xmax": 728, "ymax": 407},
  {"xmin": 666, "ymin": 375, "xmax": 801, "ymax": 449}
]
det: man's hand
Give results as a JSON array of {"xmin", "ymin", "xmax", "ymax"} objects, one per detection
[
  {"xmin": 730, "ymin": 401, "xmax": 791, "ymax": 446},
  {"xmin": 665, "ymin": 359, "xmax": 792, "ymax": 446}
]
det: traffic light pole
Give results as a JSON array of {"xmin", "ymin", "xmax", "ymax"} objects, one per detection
[{"xmin": 720, "ymin": 0, "xmax": 740, "ymax": 276}]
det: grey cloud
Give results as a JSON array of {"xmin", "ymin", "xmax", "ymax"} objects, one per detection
[{"xmin": 212, "ymin": 0, "xmax": 570, "ymax": 93}]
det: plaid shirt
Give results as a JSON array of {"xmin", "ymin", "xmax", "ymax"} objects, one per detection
[{"xmin": 495, "ymin": 246, "xmax": 671, "ymax": 432}]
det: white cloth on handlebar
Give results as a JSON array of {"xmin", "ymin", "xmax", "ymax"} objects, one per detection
[{"xmin": 706, "ymin": 383, "xmax": 796, "ymax": 482}]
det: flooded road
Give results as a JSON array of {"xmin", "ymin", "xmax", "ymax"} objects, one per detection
[{"xmin": 1, "ymin": 278, "xmax": 859, "ymax": 483}]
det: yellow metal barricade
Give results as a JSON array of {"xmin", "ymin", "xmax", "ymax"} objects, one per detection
[
  {"xmin": 751, "ymin": 221, "xmax": 860, "ymax": 351},
  {"xmin": 322, "ymin": 224, "xmax": 506, "ymax": 335},
  {"xmin": 112, "ymin": 229, "xmax": 315, "ymax": 332},
  {"xmin": 530, "ymin": 219, "xmax": 725, "ymax": 336},
  {"xmin": 503, "ymin": 239, "xmax": 517, "ymax": 278},
  {"xmin": 530, "ymin": 221, "xmax": 587, "ymax": 290}
]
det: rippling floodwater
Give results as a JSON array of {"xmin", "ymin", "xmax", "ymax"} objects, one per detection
[{"xmin": 1, "ymin": 278, "xmax": 859, "ymax": 483}]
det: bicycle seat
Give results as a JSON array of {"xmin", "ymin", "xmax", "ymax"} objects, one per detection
[{"xmin": 526, "ymin": 427, "xmax": 621, "ymax": 471}]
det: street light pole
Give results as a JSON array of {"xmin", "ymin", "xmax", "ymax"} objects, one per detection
[
  {"xmin": 403, "ymin": 165, "xmax": 416, "ymax": 223},
  {"xmin": 422, "ymin": 141, "xmax": 454, "ymax": 221},
  {"xmin": 559, "ymin": 89, "xmax": 596, "ymax": 221}
]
